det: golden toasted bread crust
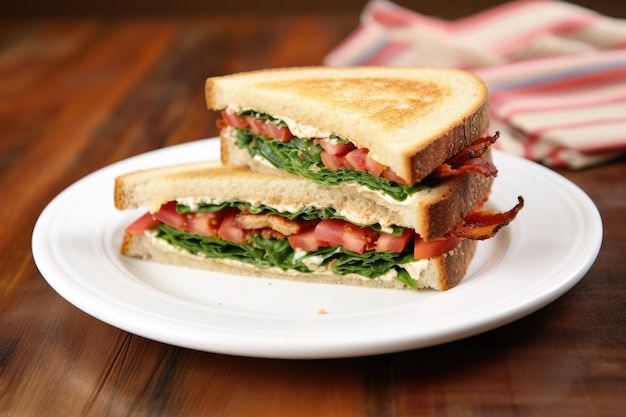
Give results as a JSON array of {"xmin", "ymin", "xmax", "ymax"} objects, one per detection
[
  {"xmin": 121, "ymin": 231, "xmax": 476, "ymax": 291},
  {"xmin": 408, "ymin": 102, "xmax": 490, "ymax": 180},
  {"xmin": 206, "ymin": 66, "xmax": 489, "ymax": 183},
  {"xmin": 435, "ymin": 239, "xmax": 477, "ymax": 290}
]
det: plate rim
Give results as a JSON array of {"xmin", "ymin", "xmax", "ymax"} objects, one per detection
[{"xmin": 32, "ymin": 138, "xmax": 603, "ymax": 359}]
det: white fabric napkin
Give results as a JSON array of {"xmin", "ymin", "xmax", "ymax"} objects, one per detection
[{"xmin": 324, "ymin": 0, "xmax": 626, "ymax": 169}]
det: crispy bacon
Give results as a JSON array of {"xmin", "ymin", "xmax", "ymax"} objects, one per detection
[
  {"xmin": 432, "ymin": 133, "xmax": 500, "ymax": 179},
  {"xmin": 448, "ymin": 196, "xmax": 524, "ymax": 240},
  {"xmin": 433, "ymin": 157, "xmax": 499, "ymax": 178},
  {"xmin": 260, "ymin": 228, "xmax": 288, "ymax": 241},
  {"xmin": 449, "ymin": 132, "xmax": 499, "ymax": 165},
  {"xmin": 236, "ymin": 213, "xmax": 304, "ymax": 236}
]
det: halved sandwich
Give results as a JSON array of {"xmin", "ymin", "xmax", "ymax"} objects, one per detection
[
  {"xmin": 115, "ymin": 161, "xmax": 523, "ymax": 291},
  {"xmin": 206, "ymin": 66, "xmax": 497, "ymax": 202}
]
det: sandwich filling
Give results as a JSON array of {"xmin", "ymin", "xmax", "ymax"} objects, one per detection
[
  {"xmin": 126, "ymin": 198, "xmax": 523, "ymax": 289},
  {"xmin": 219, "ymin": 109, "xmax": 498, "ymax": 201}
]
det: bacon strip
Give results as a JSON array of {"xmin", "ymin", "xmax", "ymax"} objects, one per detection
[
  {"xmin": 432, "ymin": 133, "xmax": 500, "ymax": 179},
  {"xmin": 236, "ymin": 213, "xmax": 311, "ymax": 236},
  {"xmin": 449, "ymin": 196, "xmax": 524, "ymax": 240}
]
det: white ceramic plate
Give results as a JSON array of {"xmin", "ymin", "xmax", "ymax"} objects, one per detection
[{"xmin": 32, "ymin": 138, "xmax": 602, "ymax": 359}]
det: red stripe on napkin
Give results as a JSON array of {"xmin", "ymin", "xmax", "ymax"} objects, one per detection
[{"xmin": 324, "ymin": 0, "xmax": 626, "ymax": 168}]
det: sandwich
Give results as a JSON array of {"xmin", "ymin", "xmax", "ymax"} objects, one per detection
[
  {"xmin": 114, "ymin": 66, "xmax": 523, "ymax": 291},
  {"xmin": 206, "ymin": 66, "xmax": 498, "ymax": 203},
  {"xmin": 115, "ymin": 161, "xmax": 523, "ymax": 291}
]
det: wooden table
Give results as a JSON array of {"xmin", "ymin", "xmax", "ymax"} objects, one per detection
[{"xmin": 1, "ymin": 10, "xmax": 625, "ymax": 417}]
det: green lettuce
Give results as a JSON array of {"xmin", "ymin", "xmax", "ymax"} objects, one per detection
[
  {"xmin": 153, "ymin": 224, "xmax": 418, "ymax": 288},
  {"xmin": 233, "ymin": 128, "xmax": 431, "ymax": 202}
]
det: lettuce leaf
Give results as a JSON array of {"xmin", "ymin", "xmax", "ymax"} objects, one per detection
[
  {"xmin": 234, "ymin": 129, "xmax": 431, "ymax": 201},
  {"xmin": 155, "ymin": 224, "xmax": 309, "ymax": 272},
  {"xmin": 153, "ymin": 224, "xmax": 416, "ymax": 284}
]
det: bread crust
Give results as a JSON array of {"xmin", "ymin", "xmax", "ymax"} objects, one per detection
[
  {"xmin": 408, "ymin": 100, "xmax": 489, "ymax": 180},
  {"xmin": 121, "ymin": 231, "xmax": 476, "ymax": 291},
  {"xmin": 206, "ymin": 66, "xmax": 489, "ymax": 183}
]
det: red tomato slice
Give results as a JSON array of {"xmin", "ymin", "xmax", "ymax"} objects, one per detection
[
  {"xmin": 125, "ymin": 212, "xmax": 161, "ymax": 234},
  {"xmin": 344, "ymin": 148, "xmax": 369, "ymax": 171},
  {"xmin": 316, "ymin": 140, "xmax": 399, "ymax": 181},
  {"xmin": 313, "ymin": 219, "xmax": 344, "ymax": 247},
  {"xmin": 315, "ymin": 138, "xmax": 355, "ymax": 155},
  {"xmin": 414, "ymin": 237, "xmax": 461, "ymax": 259},
  {"xmin": 217, "ymin": 211, "xmax": 247, "ymax": 244},
  {"xmin": 220, "ymin": 112, "xmax": 293, "ymax": 141},
  {"xmin": 220, "ymin": 111, "xmax": 249, "ymax": 129},
  {"xmin": 186, "ymin": 211, "xmax": 224, "ymax": 238},
  {"xmin": 342, "ymin": 225, "xmax": 379, "ymax": 254},
  {"xmin": 315, "ymin": 219, "xmax": 379, "ymax": 254},
  {"xmin": 364, "ymin": 154, "xmax": 387, "ymax": 177},
  {"xmin": 260, "ymin": 121, "xmax": 293, "ymax": 142},
  {"xmin": 152, "ymin": 202, "xmax": 187, "ymax": 230},
  {"xmin": 374, "ymin": 228, "xmax": 414, "ymax": 253},
  {"xmin": 287, "ymin": 228, "xmax": 321, "ymax": 251},
  {"xmin": 245, "ymin": 116, "xmax": 265, "ymax": 136},
  {"xmin": 320, "ymin": 151, "xmax": 350, "ymax": 170},
  {"xmin": 381, "ymin": 167, "xmax": 410, "ymax": 185}
]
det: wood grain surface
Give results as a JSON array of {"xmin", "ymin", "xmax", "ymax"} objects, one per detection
[{"xmin": 1, "ymin": 6, "xmax": 625, "ymax": 417}]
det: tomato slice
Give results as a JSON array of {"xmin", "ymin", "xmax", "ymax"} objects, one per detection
[
  {"xmin": 313, "ymin": 219, "xmax": 344, "ymax": 247},
  {"xmin": 414, "ymin": 237, "xmax": 461, "ymax": 259},
  {"xmin": 125, "ymin": 212, "xmax": 161, "ymax": 234},
  {"xmin": 344, "ymin": 148, "xmax": 369, "ymax": 171},
  {"xmin": 246, "ymin": 117, "xmax": 269, "ymax": 137},
  {"xmin": 315, "ymin": 138, "xmax": 355, "ymax": 155},
  {"xmin": 342, "ymin": 226, "xmax": 379, "ymax": 254},
  {"xmin": 220, "ymin": 112, "xmax": 293, "ymax": 141},
  {"xmin": 259, "ymin": 121, "xmax": 293, "ymax": 141},
  {"xmin": 320, "ymin": 151, "xmax": 350, "ymax": 170},
  {"xmin": 381, "ymin": 167, "xmax": 409, "ymax": 185},
  {"xmin": 374, "ymin": 228, "xmax": 414, "ymax": 253},
  {"xmin": 186, "ymin": 211, "xmax": 224, "ymax": 238},
  {"xmin": 152, "ymin": 202, "xmax": 187, "ymax": 230},
  {"xmin": 220, "ymin": 111, "xmax": 249, "ymax": 129},
  {"xmin": 217, "ymin": 210, "xmax": 247, "ymax": 244},
  {"xmin": 364, "ymin": 154, "xmax": 387, "ymax": 177},
  {"xmin": 315, "ymin": 139, "xmax": 407, "ymax": 183},
  {"xmin": 287, "ymin": 228, "xmax": 320, "ymax": 251},
  {"xmin": 314, "ymin": 219, "xmax": 379, "ymax": 254}
]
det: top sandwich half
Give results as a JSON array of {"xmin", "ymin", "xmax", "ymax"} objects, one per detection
[{"xmin": 205, "ymin": 66, "xmax": 493, "ymax": 200}]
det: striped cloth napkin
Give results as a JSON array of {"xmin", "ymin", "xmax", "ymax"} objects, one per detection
[{"xmin": 324, "ymin": 0, "xmax": 626, "ymax": 169}]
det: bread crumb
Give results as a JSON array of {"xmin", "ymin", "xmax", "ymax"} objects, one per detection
[{"xmin": 317, "ymin": 308, "xmax": 327, "ymax": 315}]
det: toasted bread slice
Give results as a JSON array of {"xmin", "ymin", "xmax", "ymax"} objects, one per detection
[
  {"xmin": 114, "ymin": 160, "xmax": 493, "ymax": 241},
  {"xmin": 206, "ymin": 66, "xmax": 489, "ymax": 184},
  {"xmin": 120, "ymin": 230, "xmax": 476, "ymax": 291}
]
